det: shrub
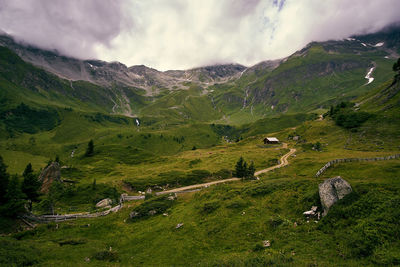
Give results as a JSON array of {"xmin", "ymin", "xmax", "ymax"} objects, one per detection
[
  {"xmin": 189, "ymin": 158, "xmax": 201, "ymax": 168},
  {"xmin": 328, "ymin": 101, "xmax": 371, "ymax": 129},
  {"xmin": 201, "ymin": 200, "xmax": 220, "ymax": 214},
  {"xmin": 129, "ymin": 194, "xmax": 176, "ymax": 221},
  {"xmin": 0, "ymin": 239, "xmax": 41, "ymax": 266},
  {"xmin": 93, "ymin": 250, "xmax": 119, "ymax": 262},
  {"xmin": 225, "ymin": 198, "xmax": 249, "ymax": 209},
  {"xmin": 58, "ymin": 239, "xmax": 87, "ymax": 246},
  {"xmin": 213, "ymin": 169, "xmax": 232, "ymax": 179}
]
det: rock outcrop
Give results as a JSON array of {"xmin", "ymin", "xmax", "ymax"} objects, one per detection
[
  {"xmin": 319, "ymin": 176, "xmax": 352, "ymax": 216},
  {"xmin": 96, "ymin": 198, "xmax": 113, "ymax": 208},
  {"xmin": 38, "ymin": 162, "xmax": 61, "ymax": 193}
]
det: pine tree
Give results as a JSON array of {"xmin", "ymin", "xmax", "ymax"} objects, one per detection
[
  {"xmin": 235, "ymin": 157, "xmax": 246, "ymax": 178},
  {"xmin": 92, "ymin": 178, "xmax": 97, "ymax": 190},
  {"xmin": 247, "ymin": 161, "xmax": 255, "ymax": 179},
  {"xmin": 21, "ymin": 163, "xmax": 41, "ymax": 201},
  {"xmin": 393, "ymin": 58, "xmax": 400, "ymax": 72},
  {"xmin": 243, "ymin": 161, "xmax": 248, "ymax": 179},
  {"xmin": 3, "ymin": 175, "xmax": 26, "ymax": 217},
  {"xmin": 85, "ymin": 139, "xmax": 94, "ymax": 157},
  {"xmin": 0, "ymin": 155, "xmax": 9, "ymax": 205}
]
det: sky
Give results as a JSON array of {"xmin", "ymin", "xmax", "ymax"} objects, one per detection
[{"xmin": 0, "ymin": 0, "xmax": 399, "ymax": 71}]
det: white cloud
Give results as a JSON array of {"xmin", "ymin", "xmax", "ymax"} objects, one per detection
[{"xmin": 0, "ymin": 0, "xmax": 399, "ymax": 70}]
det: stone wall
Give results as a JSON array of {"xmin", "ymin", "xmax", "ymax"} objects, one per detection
[{"xmin": 315, "ymin": 154, "xmax": 400, "ymax": 177}]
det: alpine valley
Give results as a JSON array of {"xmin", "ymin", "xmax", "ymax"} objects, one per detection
[{"xmin": 0, "ymin": 24, "xmax": 400, "ymax": 266}]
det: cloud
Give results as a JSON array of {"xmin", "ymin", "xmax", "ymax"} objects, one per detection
[
  {"xmin": 0, "ymin": 0, "xmax": 132, "ymax": 59},
  {"xmin": 0, "ymin": 0, "xmax": 399, "ymax": 70}
]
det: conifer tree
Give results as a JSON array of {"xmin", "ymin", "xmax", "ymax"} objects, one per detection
[
  {"xmin": 0, "ymin": 155, "xmax": 9, "ymax": 205},
  {"xmin": 85, "ymin": 139, "xmax": 94, "ymax": 157},
  {"xmin": 243, "ymin": 161, "xmax": 248, "ymax": 179},
  {"xmin": 21, "ymin": 163, "xmax": 41, "ymax": 201},
  {"xmin": 393, "ymin": 58, "xmax": 400, "ymax": 72},
  {"xmin": 3, "ymin": 175, "xmax": 26, "ymax": 217},
  {"xmin": 235, "ymin": 157, "xmax": 245, "ymax": 178},
  {"xmin": 247, "ymin": 161, "xmax": 255, "ymax": 179}
]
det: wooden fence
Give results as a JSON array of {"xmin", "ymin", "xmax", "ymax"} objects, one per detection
[{"xmin": 315, "ymin": 154, "xmax": 400, "ymax": 177}]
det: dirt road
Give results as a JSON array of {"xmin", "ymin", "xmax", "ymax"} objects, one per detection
[
  {"xmin": 159, "ymin": 144, "xmax": 296, "ymax": 194},
  {"xmin": 254, "ymin": 147, "xmax": 296, "ymax": 176}
]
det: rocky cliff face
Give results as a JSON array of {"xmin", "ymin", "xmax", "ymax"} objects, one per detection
[
  {"xmin": 38, "ymin": 162, "xmax": 61, "ymax": 193},
  {"xmin": 0, "ymin": 34, "xmax": 245, "ymax": 95}
]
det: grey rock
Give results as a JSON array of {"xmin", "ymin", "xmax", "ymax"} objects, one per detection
[
  {"xmin": 176, "ymin": 223, "xmax": 184, "ymax": 229},
  {"xmin": 148, "ymin": 210, "xmax": 157, "ymax": 216},
  {"xmin": 96, "ymin": 198, "xmax": 112, "ymax": 208},
  {"xmin": 167, "ymin": 193, "xmax": 177, "ymax": 201},
  {"xmin": 319, "ymin": 176, "xmax": 352, "ymax": 216},
  {"xmin": 263, "ymin": 240, "xmax": 271, "ymax": 247},
  {"xmin": 129, "ymin": 211, "xmax": 139, "ymax": 219},
  {"xmin": 303, "ymin": 206, "xmax": 321, "ymax": 220}
]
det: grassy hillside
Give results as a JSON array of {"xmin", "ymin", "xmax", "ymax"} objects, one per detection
[
  {"xmin": 2, "ymin": 116, "xmax": 399, "ymax": 266},
  {"xmin": 209, "ymin": 44, "xmax": 395, "ymax": 124}
]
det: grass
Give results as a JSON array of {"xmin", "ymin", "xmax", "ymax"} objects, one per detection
[{"xmin": 3, "ymin": 156, "xmax": 399, "ymax": 266}]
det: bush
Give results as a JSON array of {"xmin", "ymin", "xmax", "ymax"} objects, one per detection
[
  {"xmin": 0, "ymin": 103, "xmax": 60, "ymax": 134},
  {"xmin": 201, "ymin": 200, "xmax": 220, "ymax": 214},
  {"xmin": 58, "ymin": 239, "xmax": 87, "ymax": 246},
  {"xmin": 188, "ymin": 158, "xmax": 201, "ymax": 168},
  {"xmin": 243, "ymin": 181, "xmax": 284, "ymax": 197},
  {"xmin": 225, "ymin": 198, "xmax": 249, "ymax": 210},
  {"xmin": 0, "ymin": 238, "xmax": 41, "ymax": 266},
  {"xmin": 93, "ymin": 250, "xmax": 119, "ymax": 262},
  {"xmin": 129, "ymin": 194, "xmax": 176, "ymax": 221},
  {"xmin": 328, "ymin": 102, "xmax": 371, "ymax": 129},
  {"xmin": 213, "ymin": 169, "xmax": 232, "ymax": 179}
]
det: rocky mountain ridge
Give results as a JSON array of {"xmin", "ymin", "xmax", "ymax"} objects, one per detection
[{"xmin": 0, "ymin": 34, "xmax": 246, "ymax": 95}]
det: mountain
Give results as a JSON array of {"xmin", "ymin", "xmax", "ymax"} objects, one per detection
[
  {"xmin": 0, "ymin": 34, "xmax": 245, "ymax": 95},
  {"xmin": 0, "ymin": 26, "xmax": 399, "ymax": 127}
]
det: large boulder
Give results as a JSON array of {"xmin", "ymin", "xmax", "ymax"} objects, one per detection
[
  {"xmin": 38, "ymin": 162, "xmax": 61, "ymax": 193},
  {"xmin": 319, "ymin": 176, "xmax": 352, "ymax": 216},
  {"xmin": 96, "ymin": 198, "xmax": 113, "ymax": 208}
]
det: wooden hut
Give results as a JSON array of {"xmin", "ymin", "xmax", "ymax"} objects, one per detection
[{"xmin": 263, "ymin": 137, "xmax": 279, "ymax": 144}]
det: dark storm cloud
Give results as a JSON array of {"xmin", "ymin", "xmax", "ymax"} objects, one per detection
[{"xmin": 0, "ymin": 0, "xmax": 132, "ymax": 58}]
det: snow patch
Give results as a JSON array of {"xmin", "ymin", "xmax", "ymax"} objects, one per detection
[
  {"xmin": 374, "ymin": 42, "xmax": 384, "ymax": 47},
  {"xmin": 135, "ymin": 118, "xmax": 140, "ymax": 126},
  {"xmin": 361, "ymin": 43, "xmax": 367, "ymax": 47},
  {"xmin": 87, "ymin": 63, "xmax": 97, "ymax": 69},
  {"xmin": 345, "ymin": 37, "xmax": 355, "ymax": 41},
  {"xmin": 365, "ymin": 67, "xmax": 375, "ymax": 85},
  {"xmin": 384, "ymin": 56, "xmax": 389, "ymax": 59}
]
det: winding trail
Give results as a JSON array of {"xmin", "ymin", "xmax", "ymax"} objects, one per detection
[
  {"xmin": 158, "ymin": 143, "xmax": 296, "ymax": 194},
  {"xmin": 24, "ymin": 144, "xmax": 296, "ymax": 223},
  {"xmin": 254, "ymin": 147, "xmax": 296, "ymax": 176}
]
